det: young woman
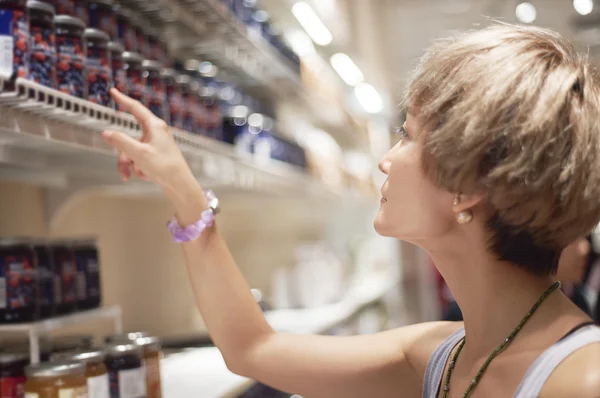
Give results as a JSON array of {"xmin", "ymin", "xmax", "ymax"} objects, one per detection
[{"xmin": 102, "ymin": 24, "xmax": 600, "ymax": 398}]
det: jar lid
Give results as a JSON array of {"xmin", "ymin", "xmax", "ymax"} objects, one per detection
[
  {"xmin": 105, "ymin": 332, "xmax": 150, "ymax": 344},
  {"xmin": 0, "ymin": 353, "xmax": 29, "ymax": 365},
  {"xmin": 104, "ymin": 343, "xmax": 142, "ymax": 357},
  {"xmin": 135, "ymin": 336, "xmax": 161, "ymax": 351},
  {"xmin": 142, "ymin": 60, "xmax": 162, "ymax": 71},
  {"xmin": 54, "ymin": 15, "xmax": 85, "ymax": 29},
  {"xmin": 51, "ymin": 349, "xmax": 105, "ymax": 364},
  {"xmin": 122, "ymin": 52, "xmax": 145, "ymax": 64},
  {"xmin": 108, "ymin": 41, "xmax": 125, "ymax": 54},
  {"xmin": 84, "ymin": 28, "xmax": 110, "ymax": 43},
  {"xmin": 26, "ymin": 361, "xmax": 85, "ymax": 378},
  {"xmin": 26, "ymin": 0, "xmax": 55, "ymax": 14}
]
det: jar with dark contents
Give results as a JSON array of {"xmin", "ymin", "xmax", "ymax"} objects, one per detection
[
  {"xmin": 32, "ymin": 240, "xmax": 55, "ymax": 319},
  {"xmin": 135, "ymin": 337, "xmax": 162, "ymax": 398},
  {"xmin": 108, "ymin": 41, "xmax": 124, "ymax": 106},
  {"xmin": 104, "ymin": 343, "xmax": 146, "ymax": 398},
  {"xmin": 176, "ymin": 75, "xmax": 195, "ymax": 133},
  {"xmin": 191, "ymin": 85, "xmax": 206, "ymax": 136},
  {"xmin": 0, "ymin": 238, "xmax": 37, "ymax": 323},
  {"xmin": 145, "ymin": 28, "xmax": 167, "ymax": 64},
  {"xmin": 71, "ymin": 238, "xmax": 101, "ymax": 310},
  {"xmin": 141, "ymin": 60, "xmax": 166, "ymax": 121},
  {"xmin": 52, "ymin": 349, "xmax": 109, "ymax": 398},
  {"xmin": 113, "ymin": 5, "xmax": 135, "ymax": 52},
  {"xmin": 161, "ymin": 69, "xmax": 183, "ymax": 129},
  {"xmin": 84, "ymin": 27, "xmax": 112, "ymax": 106},
  {"xmin": 0, "ymin": 0, "xmax": 29, "ymax": 90},
  {"xmin": 54, "ymin": 15, "xmax": 85, "ymax": 98},
  {"xmin": 131, "ymin": 16, "xmax": 149, "ymax": 60},
  {"xmin": 27, "ymin": 0, "xmax": 56, "ymax": 88},
  {"xmin": 25, "ymin": 361, "xmax": 88, "ymax": 398},
  {"xmin": 87, "ymin": 0, "xmax": 115, "ymax": 39},
  {"xmin": 122, "ymin": 51, "xmax": 144, "ymax": 104},
  {"xmin": 50, "ymin": 240, "xmax": 77, "ymax": 315},
  {"xmin": 0, "ymin": 353, "xmax": 28, "ymax": 398},
  {"xmin": 202, "ymin": 87, "xmax": 223, "ymax": 140}
]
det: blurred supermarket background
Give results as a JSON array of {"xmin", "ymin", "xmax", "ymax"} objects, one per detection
[{"xmin": 0, "ymin": 0, "xmax": 600, "ymax": 397}]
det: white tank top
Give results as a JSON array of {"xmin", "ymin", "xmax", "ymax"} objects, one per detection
[{"xmin": 422, "ymin": 323, "xmax": 600, "ymax": 398}]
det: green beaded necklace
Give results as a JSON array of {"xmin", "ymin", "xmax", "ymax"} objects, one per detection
[{"xmin": 442, "ymin": 281, "xmax": 561, "ymax": 398}]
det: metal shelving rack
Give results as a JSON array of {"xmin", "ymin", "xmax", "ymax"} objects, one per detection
[{"xmin": 0, "ymin": 306, "xmax": 123, "ymax": 364}]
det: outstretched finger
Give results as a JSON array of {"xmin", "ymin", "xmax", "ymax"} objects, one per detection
[
  {"xmin": 103, "ymin": 130, "xmax": 145, "ymax": 158},
  {"xmin": 110, "ymin": 88, "xmax": 156, "ymax": 129},
  {"xmin": 118, "ymin": 152, "xmax": 132, "ymax": 181}
]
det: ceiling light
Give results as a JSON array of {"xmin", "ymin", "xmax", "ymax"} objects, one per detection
[
  {"xmin": 285, "ymin": 30, "xmax": 316, "ymax": 58},
  {"xmin": 330, "ymin": 53, "xmax": 364, "ymax": 86},
  {"xmin": 354, "ymin": 83, "xmax": 383, "ymax": 114},
  {"xmin": 515, "ymin": 2, "xmax": 537, "ymax": 23},
  {"xmin": 574, "ymin": 0, "xmax": 594, "ymax": 15},
  {"xmin": 291, "ymin": 2, "xmax": 332, "ymax": 46}
]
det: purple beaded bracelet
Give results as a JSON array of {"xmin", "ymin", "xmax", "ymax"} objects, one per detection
[{"xmin": 167, "ymin": 190, "xmax": 220, "ymax": 243}]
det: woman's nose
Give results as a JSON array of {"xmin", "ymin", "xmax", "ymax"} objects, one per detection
[{"xmin": 378, "ymin": 154, "xmax": 391, "ymax": 175}]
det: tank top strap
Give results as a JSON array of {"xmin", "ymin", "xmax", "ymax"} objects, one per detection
[
  {"xmin": 422, "ymin": 327, "xmax": 465, "ymax": 398},
  {"xmin": 514, "ymin": 325, "xmax": 600, "ymax": 397}
]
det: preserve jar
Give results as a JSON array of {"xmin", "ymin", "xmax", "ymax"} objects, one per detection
[
  {"xmin": 87, "ymin": 0, "xmax": 114, "ymax": 39},
  {"xmin": 141, "ymin": 60, "xmax": 166, "ymax": 120},
  {"xmin": 161, "ymin": 69, "xmax": 182, "ymax": 128},
  {"xmin": 0, "ymin": 0, "xmax": 29, "ymax": 90},
  {"xmin": 50, "ymin": 240, "xmax": 77, "ymax": 315},
  {"xmin": 54, "ymin": 15, "xmax": 85, "ymax": 97},
  {"xmin": 25, "ymin": 361, "xmax": 87, "ymax": 398},
  {"xmin": 122, "ymin": 51, "xmax": 144, "ymax": 103},
  {"xmin": 71, "ymin": 238, "xmax": 101, "ymax": 310},
  {"xmin": 32, "ymin": 240, "xmax": 55, "ymax": 319},
  {"xmin": 113, "ymin": 5, "xmax": 135, "ymax": 52},
  {"xmin": 51, "ymin": 349, "xmax": 109, "ymax": 398},
  {"xmin": 108, "ymin": 41, "xmax": 124, "ymax": 108},
  {"xmin": 104, "ymin": 342, "xmax": 145, "ymax": 398},
  {"xmin": 0, "ymin": 353, "xmax": 28, "ymax": 398},
  {"xmin": 0, "ymin": 238, "xmax": 37, "ymax": 323},
  {"xmin": 83, "ymin": 27, "xmax": 112, "ymax": 106},
  {"xmin": 27, "ymin": 0, "xmax": 56, "ymax": 88},
  {"xmin": 135, "ymin": 337, "xmax": 161, "ymax": 398}
]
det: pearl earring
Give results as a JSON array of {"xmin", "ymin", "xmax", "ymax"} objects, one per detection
[{"xmin": 456, "ymin": 211, "xmax": 473, "ymax": 224}]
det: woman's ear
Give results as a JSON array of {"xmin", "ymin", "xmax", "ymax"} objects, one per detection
[{"xmin": 452, "ymin": 192, "xmax": 485, "ymax": 213}]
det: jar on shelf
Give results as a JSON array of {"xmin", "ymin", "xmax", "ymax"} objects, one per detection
[
  {"xmin": 104, "ymin": 342, "xmax": 146, "ymax": 398},
  {"xmin": 26, "ymin": 0, "xmax": 56, "ymax": 88},
  {"xmin": 0, "ymin": 0, "xmax": 29, "ymax": 90},
  {"xmin": 131, "ymin": 16, "xmax": 149, "ymax": 60},
  {"xmin": 83, "ymin": 27, "xmax": 112, "ymax": 107},
  {"xmin": 51, "ymin": 335, "xmax": 94, "ymax": 353},
  {"xmin": 32, "ymin": 240, "xmax": 55, "ymax": 319},
  {"xmin": 50, "ymin": 240, "xmax": 77, "ymax": 315},
  {"xmin": 175, "ymin": 75, "xmax": 194, "ymax": 133},
  {"xmin": 108, "ymin": 41, "xmax": 124, "ymax": 108},
  {"xmin": 0, "ymin": 238, "xmax": 37, "ymax": 323},
  {"xmin": 73, "ymin": 0, "xmax": 88, "ymax": 25},
  {"xmin": 71, "ymin": 238, "xmax": 101, "ymax": 311},
  {"xmin": 141, "ymin": 60, "xmax": 166, "ymax": 121},
  {"xmin": 25, "ymin": 361, "xmax": 88, "ymax": 397},
  {"xmin": 113, "ymin": 5, "xmax": 135, "ymax": 52},
  {"xmin": 161, "ymin": 69, "xmax": 183, "ymax": 129},
  {"xmin": 87, "ymin": 0, "xmax": 115, "ymax": 39},
  {"xmin": 135, "ymin": 337, "xmax": 162, "ymax": 398},
  {"xmin": 145, "ymin": 27, "xmax": 167, "ymax": 65},
  {"xmin": 122, "ymin": 51, "xmax": 144, "ymax": 103},
  {"xmin": 51, "ymin": 349, "xmax": 109, "ymax": 398},
  {"xmin": 201, "ymin": 86, "xmax": 223, "ymax": 141},
  {"xmin": 54, "ymin": 15, "xmax": 86, "ymax": 98},
  {"xmin": 0, "ymin": 353, "xmax": 28, "ymax": 398}
]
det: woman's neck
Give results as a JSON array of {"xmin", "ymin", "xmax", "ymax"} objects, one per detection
[{"xmin": 421, "ymin": 228, "xmax": 587, "ymax": 359}]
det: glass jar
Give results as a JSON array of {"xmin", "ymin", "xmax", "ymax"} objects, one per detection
[
  {"xmin": 0, "ymin": 0, "xmax": 29, "ymax": 91},
  {"xmin": 145, "ymin": 28, "xmax": 167, "ymax": 65},
  {"xmin": 0, "ymin": 238, "xmax": 37, "ymax": 323},
  {"xmin": 71, "ymin": 238, "xmax": 101, "ymax": 310},
  {"xmin": 54, "ymin": 15, "xmax": 85, "ymax": 98},
  {"xmin": 161, "ymin": 69, "xmax": 182, "ymax": 129},
  {"xmin": 113, "ymin": 5, "xmax": 135, "ymax": 52},
  {"xmin": 131, "ymin": 16, "xmax": 148, "ymax": 60},
  {"xmin": 25, "ymin": 361, "xmax": 87, "ymax": 398},
  {"xmin": 51, "ymin": 349, "xmax": 109, "ymax": 398},
  {"xmin": 26, "ymin": 0, "xmax": 56, "ymax": 88},
  {"xmin": 104, "ymin": 343, "xmax": 146, "ymax": 398},
  {"xmin": 32, "ymin": 240, "xmax": 55, "ymax": 319},
  {"xmin": 201, "ymin": 87, "xmax": 222, "ymax": 141},
  {"xmin": 50, "ymin": 240, "xmax": 77, "ymax": 315},
  {"xmin": 135, "ymin": 337, "xmax": 162, "ymax": 398},
  {"xmin": 122, "ymin": 51, "xmax": 144, "ymax": 104},
  {"xmin": 176, "ymin": 75, "xmax": 194, "ymax": 133},
  {"xmin": 108, "ymin": 41, "xmax": 124, "ymax": 107},
  {"xmin": 83, "ymin": 27, "xmax": 111, "ymax": 106},
  {"xmin": 87, "ymin": 0, "xmax": 114, "ymax": 39},
  {"xmin": 141, "ymin": 60, "xmax": 166, "ymax": 121},
  {"xmin": 191, "ymin": 85, "xmax": 206, "ymax": 136},
  {"xmin": 0, "ymin": 353, "xmax": 28, "ymax": 398}
]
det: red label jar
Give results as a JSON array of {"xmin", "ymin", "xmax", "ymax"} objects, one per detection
[
  {"xmin": 87, "ymin": 0, "xmax": 115, "ymax": 39},
  {"xmin": 0, "ymin": 353, "xmax": 28, "ymax": 398},
  {"xmin": 161, "ymin": 69, "xmax": 183, "ymax": 129},
  {"xmin": 26, "ymin": 0, "xmax": 56, "ymax": 88},
  {"xmin": 50, "ymin": 240, "xmax": 77, "ymax": 315},
  {"xmin": 141, "ymin": 60, "xmax": 166, "ymax": 121},
  {"xmin": 122, "ymin": 51, "xmax": 144, "ymax": 104},
  {"xmin": 114, "ymin": 5, "xmax": 135, "ymax": 52},
  {"xmin": 54, "ymin": 15, "xmax": 85, "ymax": 98},
  {"xmin": 0, "ymin": 238, "xmax": 37, "ymax": 323},
  {"xmin": 84, "ymin": 27, "xmax": 112, "ymax": 106},
  {"xmin": 0, "ymin": 0, "xmax": 29, "ymax": 90}
]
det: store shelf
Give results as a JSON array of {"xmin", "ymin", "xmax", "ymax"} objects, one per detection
[
  {"xmin": 0, "ymin": 78, "xmax": 357, "ymax": 225},
  {"xmin": 161, "ymin": 272, "xmax": 399, "ymax": 398},
  {"xmin": 0, "ymin": 306, "xmax": 122, "ymax": 364}
]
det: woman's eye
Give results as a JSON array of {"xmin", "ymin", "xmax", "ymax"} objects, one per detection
[{"xmin": 396, "ymin": 126, "xmax": 408, "ymax": 141}]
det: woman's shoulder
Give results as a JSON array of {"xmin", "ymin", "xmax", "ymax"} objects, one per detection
[{"xmin": 539, "ymin": 337, "xmax": 600, "ymax": 397}]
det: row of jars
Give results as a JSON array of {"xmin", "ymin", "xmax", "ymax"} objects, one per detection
[
  {"xmin": 1, "ymin": 332, "xmax": 162, "ymax": 398},
  {"xmin": 0, "ymin": 237, "xmax": 101, "ymax": 324}
]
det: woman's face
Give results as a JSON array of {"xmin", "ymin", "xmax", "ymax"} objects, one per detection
[{"xmin": 374, "ymin": 113, "xmax": 456, "ymax": 242}]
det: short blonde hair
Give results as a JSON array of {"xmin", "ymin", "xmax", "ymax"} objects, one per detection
[{"xmin": 406, "ymin": 24, "xmax": 600, "ymax": 274}]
